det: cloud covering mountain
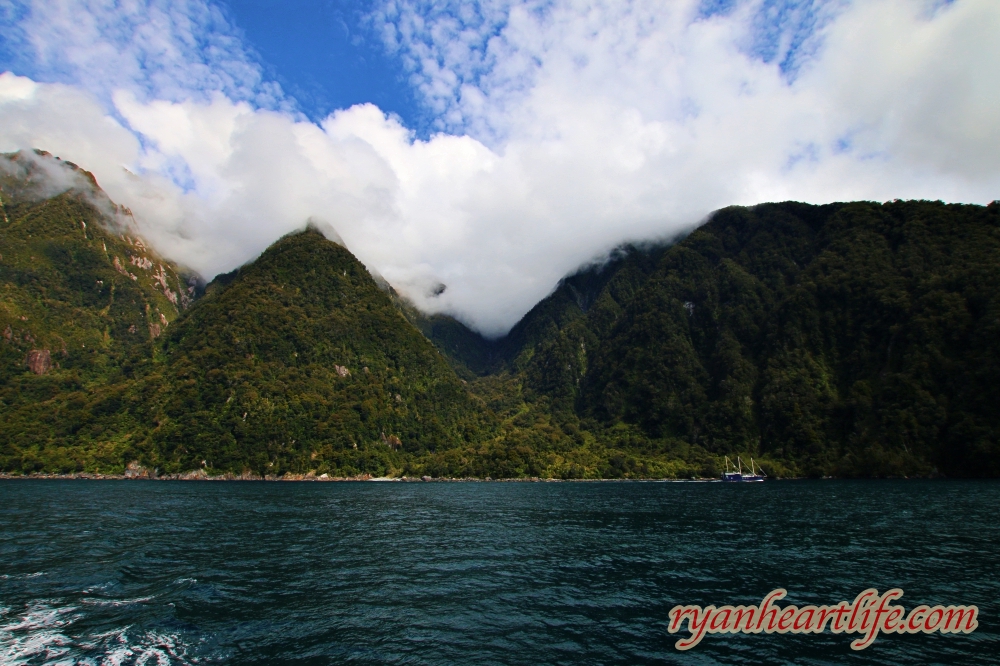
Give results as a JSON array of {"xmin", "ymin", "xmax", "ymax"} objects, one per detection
[{"xmin": 1, "ymin": 0, "xmax": 998, "ymax": 335}]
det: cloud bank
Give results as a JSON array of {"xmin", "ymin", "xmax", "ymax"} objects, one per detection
[{"xmin": 1, "ymin": 0, "xmax": 998, "ymax": 336}]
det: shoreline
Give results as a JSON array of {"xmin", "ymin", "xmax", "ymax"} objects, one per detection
[
  {"xmin": 0, "ymin": 472, "xmax": 734, "ymax": 482},
  {"xmin": 0, "ymin": 471, "xmax": 964, "ymax": 482}
]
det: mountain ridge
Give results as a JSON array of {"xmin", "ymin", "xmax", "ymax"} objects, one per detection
[{"xmin": 2, "ymin": 150, "xmax": 998, "ymax": 478}]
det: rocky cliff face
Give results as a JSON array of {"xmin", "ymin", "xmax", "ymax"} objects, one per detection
[
  {"xmin": 0, "ymin": 151, "xmax": 198, "ymax": 364},
  {"xmin": 0, "ymin": 150, "xmax": 200, "ymax": 473}
]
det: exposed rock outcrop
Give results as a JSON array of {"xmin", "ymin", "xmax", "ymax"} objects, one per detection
[
  {"xmin": 26, "ymin": 349, "xmax": 51, "ymax": 374},
  {"xmin": 381, "ymin": 431, "xmax": 402, "ymax": 450},
  {"xmin": 124, "ymin": 460, "xmax": 151, "ymax": 479},
  {"xmin": 178, "ymin": 468, "xmax": 208, "ymax": 480}
]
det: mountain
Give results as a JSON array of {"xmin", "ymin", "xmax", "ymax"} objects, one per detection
[
  {"xmin": 0, "ymin": 151, "xmax": 197, "ymax": 472},
  {"xmin": 406, "ymin": 242, "xmax": 671, "ymax": 380},
  {"xmin": 581, "ymin": 201, "xmax": 1000, "ymax": 477},
  {"xmin": 3, "ymin": 150, "xmax": 998, "ymax": 478},
  {"xmin": 127, "ymin": 227, "xmax": 493, "ymax": 477},
  {"xmin": 421, "ymin": 200, "xmax": 1000, "ymax": 478},
  {"xmin": 129, "ymin": 229, "xmax": 713, "ymax": 479},
  {"xmin": 1, "ymin": 153, "xmax": 709, "ymax": 479},
  {"xmin": 0, "ymin": 151, "xmax": 496, "ymax": 477}
]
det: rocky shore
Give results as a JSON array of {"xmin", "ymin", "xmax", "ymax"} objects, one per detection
[
  {"xmin": 0, "ymin": 471, "xmax": 559, "ymax": 482},
  {"xmin": 0, "ymin": 473, "xmax": 721, "ymax": 481},
  {"xmin": 0, "ymin": 471, "xmax": 375, "ymax": 481},
  {"xmin": 0, "ymin": 461, "xmax": 424, "ymax": 481},
  {"xmin": 0, "ymin": 461, "xmax": 724, "ymax": 482}
]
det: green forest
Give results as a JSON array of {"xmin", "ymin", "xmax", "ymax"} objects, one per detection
[{"xmin": 2, "ymin": 151, "xmax": 999, "ymax": 478}]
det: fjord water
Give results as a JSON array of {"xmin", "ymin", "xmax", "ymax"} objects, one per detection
[{"xmin": 1, "ymin": 480, "xmax": 995, "ymax": 664}]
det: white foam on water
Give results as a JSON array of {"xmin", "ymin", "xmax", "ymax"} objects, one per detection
[
  {"xmin": 82, "ymin": 582, "xmax": 116, "ymax": 594},
  {"xmin": 81, "ymin": 597, "xmax": 155, "ymax": 607},
  {"xmin": 84, "ymin": 627, "xmax": 191, "ymax": 666},
  {"xmin": 0, "ymin": 572, "xmax": 46, "ymax": 580},
  {"xmin": 0, "ymin": 602, "xmax": 193, "ymax": 665},
  {"xmin": 0, "ymin": 603, "xmax": 78, "ymax": 664}
]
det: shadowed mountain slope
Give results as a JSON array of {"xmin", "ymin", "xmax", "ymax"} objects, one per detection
[
  {"xmin": 407, "ymin": 241, "xmax": 673, "ymax": 380},
  {"xmin": 580, "ymin": 200, "xmax": 1000, "ymax": 477},
  {"xmin": 407, "ymin": 200, "xmax": 1000, "ymax": 477}
]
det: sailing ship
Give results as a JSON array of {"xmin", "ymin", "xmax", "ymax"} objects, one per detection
[{"xmin": 722, "ymin": 456, "xmax": 767, "ymax": 482}]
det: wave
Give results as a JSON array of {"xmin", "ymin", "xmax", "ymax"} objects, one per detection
[
  {"xmin": 81, "ymin": 597, "xmax": 155, "ymax": 608},
  {"xmin": 0, "ymin": 602, "xmax": 193, "ymax": 665}
]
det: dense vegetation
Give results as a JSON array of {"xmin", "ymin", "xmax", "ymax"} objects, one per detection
[
  {"xmin": 0, "ymin": 152, "xmax": 196, "ymax": 473},
  {"xmin": 127, "ymin": 228, "xmax": 499, "ymax": 477},
  {"xmin": 427, "ymin": 200, "xmax": 1000, "ymax": 478},
  {"xmin": 2, "ymin": 150, "xmax": 998, "ymax": 478},
  {"xmin": 583, "ymin": 202, "xmax": 1000, "ymax": 477}
]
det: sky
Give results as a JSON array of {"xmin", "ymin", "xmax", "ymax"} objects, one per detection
[{"xmin": 0, "ymin": 0, "xmax": 998, "ymax": 336}]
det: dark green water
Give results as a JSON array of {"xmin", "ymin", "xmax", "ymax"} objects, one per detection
[{"xmin": 0, "ymin": 479, "xmax": 996, "ymax": 664}]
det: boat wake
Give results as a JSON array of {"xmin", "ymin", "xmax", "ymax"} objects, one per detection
[{"xmin": 0, "ymin": 602, "xmax": 194, "ymax": 665}]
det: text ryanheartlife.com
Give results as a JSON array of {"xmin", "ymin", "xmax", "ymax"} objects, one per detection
[{"xmin": 668, "ymin": 588, "xmax": 978, "ymax": 650}]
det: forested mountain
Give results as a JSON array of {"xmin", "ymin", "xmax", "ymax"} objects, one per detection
[
  {"xmin": 422, "ymin": 200, "xmax": 1000, "ymax": 478},
  {"xmin": 404, "ymin": 242, "xmax": 670, "ymax": 378},
  {"xmin": 0, "ymin": 150, "xmax": 491, "ymax": 476},
  {"xmin": 0, "ymin": 151, "xmax": 197, "ymax": 472},
  {"xmin": 2, "ymin": 151, "xmax": 691, "ymax": 478},
  {"xmin": 582, "ymin": 202, "xmax": 1000, "ymax": 477},
  {"xmin": 2, "ymin": 150, "xmax": 998, "ymax": 478},
  {"xmin": 128, "ymin": 227, "xmax": 492, "ymax": 477}
]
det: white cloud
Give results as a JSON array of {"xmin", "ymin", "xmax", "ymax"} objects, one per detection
[
  {"xmin": 1, "ymin": 0, "xmax": 999, "ymax": 337},
  {"xmin": 4, "ymin": 0, "xmax": 286, "ymax": 108}
]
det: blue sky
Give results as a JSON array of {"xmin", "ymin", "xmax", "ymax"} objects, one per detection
[
  {"xmin": 219, "ymin": 0, "xmax": 424, "ymax": 128},
  {"xmin": 0, "ymin": 0, "xmax": 840, "ymax": 137},
  {"xmin": 0, "ymin": 0, "xmax": 996, "ymax": 334},
  {"xmin": 225, "ymin": 0, "xmax": 836, "ymax": 131}
]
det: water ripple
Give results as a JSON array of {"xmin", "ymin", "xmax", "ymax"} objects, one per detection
[{"xmin": 1, "ymin": 479, "xmax": 997, "ymax": 664}]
